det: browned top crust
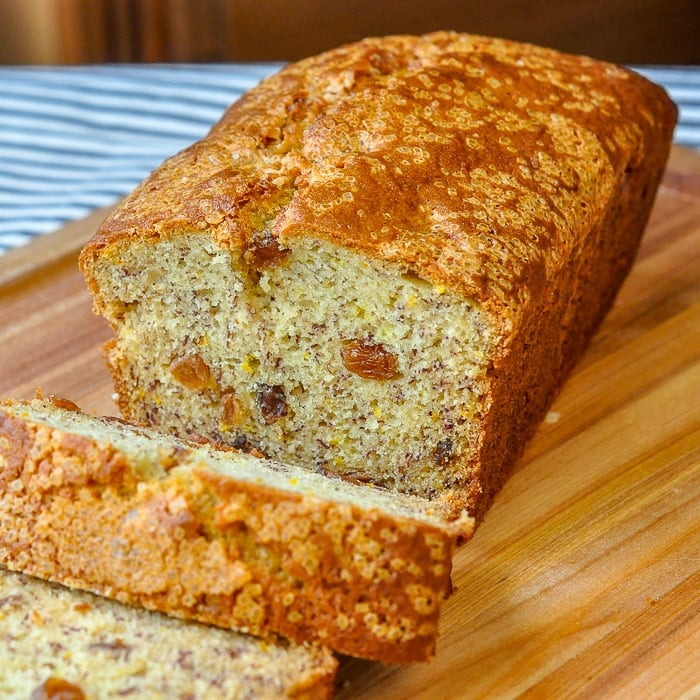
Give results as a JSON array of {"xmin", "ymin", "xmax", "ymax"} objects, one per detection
[{"xmin": 80, "ymin": 31, "xmax": 676, "ymax": 325}]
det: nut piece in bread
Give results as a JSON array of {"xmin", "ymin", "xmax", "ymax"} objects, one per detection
[
  {"xmin": 0, "ymin": 397, "xmax": 467, "ymax": 663},
  {"xmin": 0, "ymin": 566, "xmax": 336, "ymax": 699},
  {"xmin": 79, "ymin": 32, "xmax": 676, "ymax": 527}
]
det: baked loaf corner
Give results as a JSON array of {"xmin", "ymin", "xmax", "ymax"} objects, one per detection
[
  {"xmin": 0, "ymin": 566, "xmax": 337, "ymax": 699},
  {"xmin": 0, "ymin": 397, "xmax": 467, "ymax": 663},
  {"xmin": 79, "ymin": 32, "xmax": 677, "ymax": 527}
]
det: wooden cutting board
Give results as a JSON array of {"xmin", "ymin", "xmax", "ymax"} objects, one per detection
[{"xmin": 1, "ymin": 146, "xmax": 698, "ymax": 698}]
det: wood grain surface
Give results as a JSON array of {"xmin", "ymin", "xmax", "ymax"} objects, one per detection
[{"xmin": 0, "ymin": 147, "xmax": 698, "ymax": 699}]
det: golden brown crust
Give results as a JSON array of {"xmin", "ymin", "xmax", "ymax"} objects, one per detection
[
  {"xmin": 0, "ymin": 404, "xmax": 456, "ymax": 663},
  {"xmin": 80, "ymin": 31, "xmax": 676, "ymax": 321}
]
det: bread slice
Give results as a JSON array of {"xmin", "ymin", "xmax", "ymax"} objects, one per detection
[
  {"xmin": 0, "ymin": 566, "xmax": 336, "ymax": 699},
  {"xmin": 79, "ymin": 32, "xmax": 676, "ymax": 527},
  {"xmin": 0, "ymin": 397, "xmax": 467, "ymax": 663}
]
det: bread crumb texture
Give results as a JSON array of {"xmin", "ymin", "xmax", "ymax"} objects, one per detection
[
  {"xmin": 80, "ymin": 32, "xmax": 676, "ymax": 525},
  {"xmin": 0, "ymin": 566, "xmax": 336, "ymax": 699},
  {"xmin": 0, "ymin": 399, "xmax": 464, "ymax": 663}
]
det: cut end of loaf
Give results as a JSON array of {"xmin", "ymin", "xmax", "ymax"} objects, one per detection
[{"xmin": 91, "ymin": 234, "xmax": 494, "ymax": 519}]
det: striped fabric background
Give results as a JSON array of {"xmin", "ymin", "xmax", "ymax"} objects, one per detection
[
  {"xmin": 0, "ymin": 63, "xmax": 698, "ymax": 255},
  {"xmin": 0, "ymin": 64, "xmax": 280, "ymax": 255}
]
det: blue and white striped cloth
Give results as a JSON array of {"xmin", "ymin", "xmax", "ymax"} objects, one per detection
[
  {"xmin": 1, "ymin": 63, "xmax": 698, "ymax": 256},
  {"xmin": 635, "ymin": 66, "xmax": 700, "ymax": 149},
  {"xmin": 0, "ymin": 63, "xmax": 281, "ymax": 255}
]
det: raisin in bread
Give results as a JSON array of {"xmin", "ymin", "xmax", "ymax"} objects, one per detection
[
  {"xmin": 79, "ymin": 32, "xmax": 676, "ymax": 527},
  {"xmin": 0, "ymin": 397, "xmax": 467, "ymax": 663},
  {"xmin": 0, "ymin": 566, "xmax": 336, "ymax": 699}
]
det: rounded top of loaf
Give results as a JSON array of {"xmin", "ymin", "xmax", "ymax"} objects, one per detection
[{"xmin": 81, "ymin": 31, "xmax": 676, "ymax": 315}]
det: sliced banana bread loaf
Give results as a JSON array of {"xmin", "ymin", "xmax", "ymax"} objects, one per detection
[
  {"xmin": 79, "ymin": 32, "xmax": 676, "ymax": 526},
  {"xmin": 0, "ymin": 397, "xmax": 467, "ymax": 663},
  {"xmin": 0, "ymin": 566, "xmax": 336, "ymax": 699}
]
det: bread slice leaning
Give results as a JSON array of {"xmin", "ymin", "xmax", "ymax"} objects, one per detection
[
  {"xmin": 80, "ymin": 31, "xmax": 677, "ymax": 529},
  {"xmin": 0, "ymin": 566, "xmax": 336, "ymax": 699},
  {"xmin": 0, "ymin": 397, "xmax": 469, "ymax": 663}
]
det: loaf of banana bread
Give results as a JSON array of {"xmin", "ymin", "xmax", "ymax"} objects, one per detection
[
  {"xmin": 0, "ymin": 397, "xmax": 467, "ymax": 663},
  {"xmin": 79, "ymin": 32, "xmax": 676, "ymax": 527},
  {"xmin": 0, "ymin": 566, "xmax": 336, "ymax": 699}
]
